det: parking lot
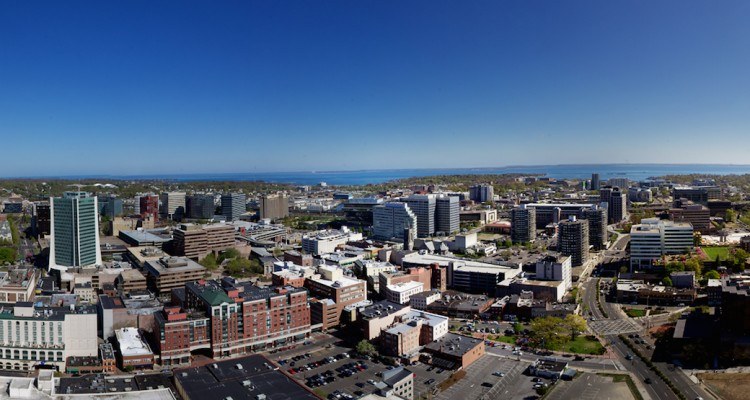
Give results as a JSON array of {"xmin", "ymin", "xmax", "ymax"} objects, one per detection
[
  {"xmin": 547, "ymin": 373, "xmax": 635, "ymax": 400},
  {"xmin": 437, "ymin": 354, "xmax": 541, "ymax": 400}
]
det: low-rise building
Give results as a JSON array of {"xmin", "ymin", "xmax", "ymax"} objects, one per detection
[
  {"xmin": 115, "ymin": 327, "xmax": 155, "ymax": 369},
  {"xmin": 381, "ymin": 366, "xmax": 415, "ymax": 400},
  {"xmin": 410, "ymin": 290, "xmax": 441, "ymax": 310},
  {"xmin": 670, "ymin": 271, "xmax": 696, "ymax": 289},
  {"xmin": 0, "ymin": 266, "xmax": 39, "ymax": 303},
  {"xmin": 301, "ymin": 227, "xmax": 362, "ymax": 255},
  {"xmin": 306, "ymin": 266, "xmax": 367, "ymax": 330},
  {"xmin": 154, "ymin": 306, "xmax": 210, "ymax": 366},
  {"xmin": 422, "ymin": 332, "xmax": 484, "ymax": 370},
  {"xmin": 385, "ymin": 281, "xmax": 424, "ymax": 305},
  {"xmin": 528, "ymin": 358, "xmax": 568, "ymax": 379}
]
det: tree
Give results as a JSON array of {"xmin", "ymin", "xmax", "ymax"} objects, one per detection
[
  {"xmin": 530, "ymin": 317, "xmax": 565, "ymax": 350},
  {"xmin": 704, "ymin": 270, "xmax": 720, "ymax": 280},
  {"xmin": 225, "ymin": 257, "xmax": 260, "ymax": 277},
  {"xmin": 356, "ymin": 340, "xmax": 376, "ymax": 356},
  {"xmin": 563, "ymin": 314, "xmax": 587, "ymax": 341},
  {"xmin": 662, "ymin": 277, "xmax": 673, "ymax": 287},
  {"xmin": 0, "ymin": 248, "xmax": 16, "ymax": 264},
  {"xmin": 726, "ymin": 209, "xmax": 737, "ymax": 223},
  {"xmin": 200, "ymin": 253, "xmax": 218, "ymax": 270},
  {"xmin": 218, "ymin": 248, "xmax": 241, "ymax": 263},
  {"xmin": 693, "ymin": 233, "xmax": 702, "ymax": 247}
]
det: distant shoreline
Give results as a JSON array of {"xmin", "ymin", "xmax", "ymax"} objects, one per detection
[{"xmin": 3, "ymin": 163, "xmax": 750, "ymax": 186}]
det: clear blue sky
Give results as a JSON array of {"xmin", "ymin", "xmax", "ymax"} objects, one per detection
[{"xmin": 2, "ymin": 1, "xmax": 749, "ymax": 177}]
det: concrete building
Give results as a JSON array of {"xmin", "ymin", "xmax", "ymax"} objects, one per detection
[
  {"xmin": 580, "ymin": 205, "xmax": 608, "ymax": 250},
  {"xmin": 535, "ymin": 255, "xmax": 573, "ymax": 292},
  {"xmin": 301, "ymin": 227, "xmax": 362, "ymax": 255},
  {"xmin": 186, "ymin": 194, "xmax": 214, "ymax": 219},
  {"xmin": 97, "ymin": 195, "xmax": 124, "ymax": 218},
  {"xmin": 220, "ymin": 193, "xmax": 245, "ymax": 221},
  {"xmin": 373, "ymin": 202, "xmax": 418, "ymax": 241},
  {"xmin": 381, "ymin": 366, "xmax": 415, "ymax": 400},
  {"xmin": 0, "ymin": 303, "xmax": 97, "ymax": 371},
  {"xmin": 670, "ymin": 271, "xmax": 696, "ymax": 289},
  {"xmin": 49, "ymin": 191, "xmax": 102, "ymax": 271},
  {"xmin": 459, "ymin": 208, "xmax": 498, "ymax": 226},
  {"xmin": 143, "ymin": 257, "xmax": 206, "ymax": 294},
  {"xmin": 402, "ymin": 195, "xmax": 436, "ymax": 238},
  {"xmin": 558, "ymin": 216, "xmax": 589, "ymax": 267},
  {"xmin": 447, "ymin": 260, "xmax": 522, "ymax": 294},
  {"xmin": 259, "ymin": 193, "xmax": 289, "ymax": 220},
  {"xmin": 410, "ymin": 290, "xmax": 441, "ymax": 310},
  {"xmin": 469, "ymin": 184, "xmax": 494, "ymax": 203},
  {"xmin": 719, "ymin": 272, "xmax": 750, "ymax": 336},
  {"xmin": 511, "ymin": 205, "xmax": 536, "ymax": 243},
  {"xmin": 385, "ymin": 281, "xmax": 424, "ymax": 305},
  {"xmin": 630, "ymin": 218, "xmax": 694, "ymax": 269},
  {"xmin": 669, "ymin": 203, "xmax": 711, "ymax": 234},
  {"xmin": 435, "ymin": 195, "xmax": 460, "ymax": 235},
  {"xmin": 32, "ymin": 202, "xmax": 51, "ymax": 236},
  {"xmin": 160, "ymin": 192, "xmax": 186, "ymax": 221},
  {"xmin": 0, "ymin": 266, "xmax": 39, "ymax": 303},
  {"xmin": 172, "ymin": 223, "xmax": 234, "ymax": 259},
  {"xmin": 609, "ymin": 187, "xmax": 628, "ymax": 223},
  {"xmin": 185, "ymin": 279, "xmax": 311, "ymax": 357}
]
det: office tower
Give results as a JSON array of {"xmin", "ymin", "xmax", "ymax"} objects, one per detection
[
  {"xmin": 510, "ymin": 204, "xmax": 536, "ymax": 243},
  {"xmin": 160, "ymin": 192, "xmax": 186, "ymax": 221},
  {"xmin": 609, "ymin": 187, "xmax": 627, "ymax": 223},
  {"xmin": 581, "ymin": 205, "xmax": 608, "ymax": 251},
  {"xmin": 630, "ymin": 218, "xmax": 693, "ymax": 269},
  {"xmin": 672, "ymin": 186, "xmax": 721, "ymax": 205},
  {"xmin": 373, "ymin": 202, "xmax": 417, "ymax": 241},
  {"xmin": 186, "ymin": 194, "xmax": 215, "ymax": 219},
  {"xmin": 260, "ymin": 193, "xmax": 289, "ymax": 220},
  {"xmin": 221, "ymin": 193, "xmax": 246, "ymax": 221},
  {"xmin": 435, "ymin": 195, "xmax": 459, "ymax": 235},
  {"xmin": 33, "ymin": 202, "xmax": 51, "ymax": 236},
  {"xmin": 469, "ymin": 184, "xmax": 494, "ymax": 203},
  {"xmin": 591, "ymin": 173, "xmax": 600, "ymax": 190},
  {"xmin": 599, "ymin": 186, "xmax": 613, "ymax": 206},
  {"xmin": 558, "ymin": 216, "xmax": 589, "ymax": 267},
  {"xmin": 608, "ymin": 178, "xmax": 630, "ymax": 189},
  {"xmin": 342, "ymin": 198, "xmax": 384, "ymax": 226},
  {"xmin": 402, "ymin": 195, "xmax": 436, "ymax": 238},
  {"xmin": 97, "ymin": 195, "xmax": 123, "ymax": 218},
  {"xmin": 49, "ymin": 192, "xmax": 102, "ymax": 270},
  {"xmin": 139, "ymin": 195, "xmax": 159, "ymax": 222}
]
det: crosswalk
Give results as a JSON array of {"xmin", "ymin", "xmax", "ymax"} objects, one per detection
[{"xmin": 590, "ymin": 318, "xmax": 641, "ymax": 335}]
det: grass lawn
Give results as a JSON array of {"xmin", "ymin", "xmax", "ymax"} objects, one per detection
[
  {"xmin": 488, "ymin": 335, "xmax": 516, "ymax": 345},
  {"xmin": 624, "ymin": 308, "xmax": 647, "ymax": 318},
  {"xmin": 560, "ymin": 335, "xmax": 606, "ymax": 355},
  {"xmin": 701, "ymin": 246, "xmax": 730, "ymax": 261}
]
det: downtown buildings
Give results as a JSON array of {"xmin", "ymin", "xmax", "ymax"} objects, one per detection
[
  {"xmin": 469, "ymin": 184, "xmax": 494, "ymax": 203},
  {"xmin": 510, "ymin": 204, "xmax": 536, "ymax": 243},
  {"xmin": 260, "ymin": 193, "xmax": 289, "ymax": 220},
  {"xmin": 373, "ymin": 202, "xmax": 418, "ymax": 241},
  {"xmin": 401, "ymin": 194, "xmax": 459, "ymax": 237},
  {"xmin": 49, "ymin": 192, "xmax": 102, "ymax": 271},
  {"xmin": 220, "ymin": 193, "xmax": 246, "ymax": 221},
  {"xmin": 558, "ymin": 216, "xmax": 589, "ymax": 267},
  {"xmin": 160, "ymin": 191, "xmax": 186, "ymax": 221}
]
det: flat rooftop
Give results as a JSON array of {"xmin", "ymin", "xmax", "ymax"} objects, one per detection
[
  {"xmin": 115, "ymin": 328, "xmax": 153, "ymax": 357},
  {"xmin": 174, "ymin": 354, "xmax": 318, "ymax": 400},
  {"xmin": 423, "ymin": 332, "xmax": 483, "ymax": 358}
]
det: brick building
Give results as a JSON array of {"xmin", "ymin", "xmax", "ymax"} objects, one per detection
[{"xmin": 154, "ymin": 306, "xmax": 210, "ymax": 366}]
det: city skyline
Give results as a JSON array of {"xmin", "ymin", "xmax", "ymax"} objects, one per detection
[{"xmin": 2, "ymin": 1, "xmax": 750, "ymax": 176}]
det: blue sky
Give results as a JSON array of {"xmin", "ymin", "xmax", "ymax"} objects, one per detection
[{"xmin": 1, "ymin": 1, "xmax": 749, "ymax": 176}]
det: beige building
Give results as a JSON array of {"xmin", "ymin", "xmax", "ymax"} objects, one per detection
[
  {"xmin": 173, "ymin": 223, "xmax": 235, "ymax": 259},
  {"xmin": 0, "ymin": 266, "xmax": 39, "ymax": 303},
  {"xmin": 117, "ymin": 269, "xmax": 148, "ymax": 294},
  {"xmin": 143, "ymin": 257, "xmax": 206, "ymax": 294}
]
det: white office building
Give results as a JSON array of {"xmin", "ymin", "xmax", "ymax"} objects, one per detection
[
  {"xmin": 535, "ymin": 255, "xmax": 573, "ymax": 292},
  {"xmin": 301, "ymin": 227, "xmax": 362, "ymax": 255},
  {"xmin": 373, "ymin": 203, "xmax": 418, "ymax": 241},
  {"xmin": 630, "ymin": 218, "xmax": 694, "ymax": 269},
  {"xmin": 385, "ymin": 281, "xmax": 424, "ymax": 305},
  {"xmin": 401, "ymin": 195, "xmax": 436, "ymax": 238}
]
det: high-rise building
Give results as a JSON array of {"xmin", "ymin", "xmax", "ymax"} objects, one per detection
[
  {"xmin": 402, "ymin": 195, "xmax": 436, "ymax": 238},
  {"xmin": 373, "ymin": 202, "xmax": 417, "ymax": 241},
  {"xmin": 510, "ymin": 205, "xmax": 536, "ymax": 243},
  {"xmin": 580, "ymin": 205, "xmax": 608, "ymax": 250},
  {"xmin": 160, "ymin": 192, "xmax": 186, "ymax": 221},
  {"xmin": 260, "ymin": 193, "xmax": 289, "ymax": 220},
  {"xmin": 608, "ymin": 178, "xmax": 630, "ymax": 189},
  {"xmin": 591, "ymin": 173, "xmax": 600, "ymax": 190},
  {"xmin": 49, "ymin": 192, "xmax": 102, "ymax": 271},
  {"xmin": 469, "ymin": 184, "xmax": 494, "ymax": 203},
  {"xmin": 221, "ymin": 193, "xmax": 246, "ymax": 221},
  {"xmin": 599, "ymin": 186, "xmax": 613, "ymax": 206},
  {"xmin": 630, "ymin": 218, "xmax": 693, "ymax": 269},
  {"xmin": 609, "ymin": 187, "xmax": 628, "ymax": 223},
  {"xmin": 139, "ymin": 195, "xmax": 159, "ymax": 222},
  {"xmin": 342, "ymin": 198, "xmax": 384, "ymax": 227},
  {"xmin": 435, "ymin": 195, "xmax": 459, "ymax": 235},
  {"xmin": 186, "ymin": 194, "xmax": 214, "ymax": 219},
  {"xmin": 32, "ymin": 202, "xmax": 51, "ymax": 236},
  {"xmin": 97, "ymin": 195, "xmax": 123, "ymax": 218},
  {"xmin": 558, "ymin": 216, "xmax": 589, "ymax": 267}
]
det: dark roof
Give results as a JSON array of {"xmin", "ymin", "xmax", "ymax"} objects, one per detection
[
  {"xmin": 423, "ymin": 332, "xmax": 483, "ymax": 358},
  {"xmin": 360, "ymin": 301, "xmax": 408, "ymax": 319},
  {"xmin": 58, "ymin": 374, "xmax": 138, "ymax": 395},
  {"xmin": 174, "ymin": 354, "xmax": 318, "ymax": 400}
]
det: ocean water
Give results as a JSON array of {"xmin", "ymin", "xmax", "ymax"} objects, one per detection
[{"xmin": 108, "ymin": 164, "xmax": 750, "ymax": 186}]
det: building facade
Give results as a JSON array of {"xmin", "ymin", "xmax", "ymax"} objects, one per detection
[
  {"xmin": 511, "ymin": 205, "xmax": 536, "ymax": 243},
  {"xmin": 558, "ymin": 216, "xmax": 589, "ymax": 267},
  {"xmin": 221, "ymin": 193, "xmax": 246, "ymax": 221},
  {"xmin": 373, "ymin": 202, "xmax": 417, "ymax": 241}
]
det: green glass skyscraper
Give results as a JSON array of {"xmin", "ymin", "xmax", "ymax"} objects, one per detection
[{"xmin": 49, "ymin": 191, "xmax": 102, "ymax": 270}]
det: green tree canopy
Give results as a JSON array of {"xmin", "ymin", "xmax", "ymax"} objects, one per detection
[
  {"xmin": 704, "ymin": 270, "xmax": 720, "ymax": 280},
  {"xmin": 356, "ymin": 340, "xmax": 376, "ymax": 356},
  {"xmin": 662, "ymin": 277, "xmax": 673, "ymax": 287}
]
